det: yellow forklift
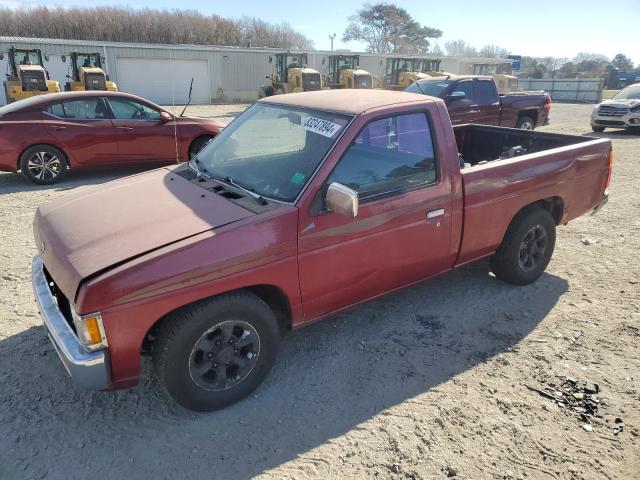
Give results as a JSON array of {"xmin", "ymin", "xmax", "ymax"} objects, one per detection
[
  {"xmin": 472, "ymin": 62, "xmax": 518, "ymax": 93},
  {"xmin": 384, "ymin": 57, "xmax": 444, "ymax": 90},
  {"xmin": 324, "ymin": 54, "xmax": 374, "ymax": 89},
  {"xmin": 64, "ymin": 51, "xmax": 117, "ymax": 92},
  {"xmin": 2, "ymin": 47, "xmax": 60, "ymax": 104},
  {"xmin": 258, "ymin": 52, "xmax": 322, "ymax": 97}
]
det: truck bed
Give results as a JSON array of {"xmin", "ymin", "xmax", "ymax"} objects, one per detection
[{"xmin": 454, "ymin": 124, "xmax": 611, "ymax": 266}]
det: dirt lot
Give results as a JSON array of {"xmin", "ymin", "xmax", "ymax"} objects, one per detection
[{"xmin": 0, "ymin": 103, "xmax": 638, "ymax": 480}]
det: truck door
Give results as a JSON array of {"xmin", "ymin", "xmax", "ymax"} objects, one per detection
[
  {"xmin": 473, "ymin": 79, "xmax": 501, "ymax": 126},
  {"xmin": 298, "ymin": 112, "xmax": 454, "ymax": 320},
  {"xmin": 446, "ymin": 80, "xmax": 477, "ymax": 125}
]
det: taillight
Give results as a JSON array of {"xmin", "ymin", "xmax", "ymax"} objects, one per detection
[
  {"xmin": 545, "ymin": 95, "xmax": 552, "ymax": 112},
  {"xmin": 605, "ymin": 150, "xmax": 614, "ymax": 189}
]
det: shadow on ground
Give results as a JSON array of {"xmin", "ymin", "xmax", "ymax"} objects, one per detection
[{"xmin": 0, "ymin": 262, "xmax": 568, "ymax": 479}]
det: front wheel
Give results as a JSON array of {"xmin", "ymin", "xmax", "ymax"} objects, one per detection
[
  {"xmin": 490, "ymin": 207, "xmax": 556, "ymax": 286},
  {"xmin": 516, "ymin": 115, "xmax": 536, "ymax": 130},
  {"xmin": 19, "ymin": 145, "xmax": 68, "ymax": 185},
  {"xmin": 153, "ymin": 291, "xmax": 281, "ymax": 412}
]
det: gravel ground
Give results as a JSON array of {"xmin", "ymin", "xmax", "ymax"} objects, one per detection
[{"xmin": 0, "ymin": 103, "xmax": 638, "ymax": 480}]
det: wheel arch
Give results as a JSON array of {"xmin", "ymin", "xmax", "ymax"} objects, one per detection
[
  {"xmin": 517, "ymin": 109, "xmax": 538, "ymax": 127},
  {"xmin": 141, "ymin": 284, "xmax": 293, "ymax": 355},
  {"xmin": 188, "ymin": 133, "xmax": 216, "ymax": 158},
  {"xmin": 17, "ymin": 142, "xmax": 70, "ymax": 171}
]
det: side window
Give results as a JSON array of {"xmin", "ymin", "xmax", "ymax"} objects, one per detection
[
  {"xmin": 328, "ymin": 113, "xmax": 437, "ymax": 200},
  {"xmin": 108, "ymin": 98, "xmax": 161, "ymax": 121},
  {"xmin": 453, "ymin": 81, "xmax": 474, "ymax": 100},
  {"xmin": 47, "ymin": 98, "xmax": 109, "ymax": 120},
  {"xmin": 475, "ymin": 80, "xmax": 498, "ymax": 103}
]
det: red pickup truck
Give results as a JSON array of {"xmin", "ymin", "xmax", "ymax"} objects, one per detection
[
  {"xmin": 406, "ymin": 75, "xmax": 551, "ymax": 130},
  {"xmin": 32, "ymin": 90, "xmax": 612, "ymax": 411}
]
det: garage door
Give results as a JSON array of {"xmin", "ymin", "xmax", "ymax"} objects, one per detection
[{"xmin": 115, "ymin": 57, "xmax": 210, "ymax": 105}]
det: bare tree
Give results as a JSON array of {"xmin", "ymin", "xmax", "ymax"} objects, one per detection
[
  {"xmin": 0, "ymin": 6, "xmax": 314, "ymax": 49},
  {"xmin": 478, "ymin": 44, "xmax": 509, "ymax": 58},
  {"xmin": 444, "ymin": 40, "xmax": 477, "ymax": 57}
]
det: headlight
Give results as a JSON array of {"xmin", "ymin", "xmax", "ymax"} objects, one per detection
[
  {"xmin": 72, "ymin": 310, "xmax": 108, "ymax": 350},
  {"xmin": 630, "ymin": 104, "xmax": 640, "ymax": 113}
]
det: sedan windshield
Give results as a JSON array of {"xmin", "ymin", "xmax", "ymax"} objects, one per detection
[
  {"xmin": 612, "ymin": 85, "xmax": 640, "ymax": 100},
  {"xmin": 194, "ymin": 103, "xmax": 352, "ymax": 202},
  {"xmin": 405, "ymin": 79, "xmax": 452, "ymax": 98}
]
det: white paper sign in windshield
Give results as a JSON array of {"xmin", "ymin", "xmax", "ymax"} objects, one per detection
[{"xmin": 301, "ymin": 116, "xmax": 342, "ymax": 138}]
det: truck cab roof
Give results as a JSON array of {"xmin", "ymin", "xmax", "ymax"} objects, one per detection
[{"xmin": 258, "ymin": 89, "xmax": 441, "ymax": 115}]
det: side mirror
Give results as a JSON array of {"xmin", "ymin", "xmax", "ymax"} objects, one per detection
[
  {"xmin": 326, "ymin": 182, "xmax": 358, "ymax": 218},
  {"xmin": 446, "ymin": 91, "xmax": 466, "ymax": 102},
  {"xmin": 159, "ymin": 111, "xmax": 172, "ymax": 122},
  {"xmin": 44, "ymin": 54, "xmax": 49, "ymax": 62},
  {"xmin": 61, "ymin": 55, "xmax": 66, "ymax": 63},
  {"xmin": 0, "ymin": 53, "xmax": 4, "ymax": 60},
  {"xmin": 265, "ymin": 75, "xmax": 271, "ymax": 79}
]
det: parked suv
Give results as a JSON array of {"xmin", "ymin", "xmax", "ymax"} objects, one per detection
[{"xmin": 591, "ymin": 83, "xmax": 640, "ymax": 132}]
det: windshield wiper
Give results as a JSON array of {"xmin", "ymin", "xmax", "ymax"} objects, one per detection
[
  {"xmin": 188, "ymin": 157, "xmax": 209, "ymax": 181},
  {"xmin": 225, "ymin": 176, "xmax": 268, "ymax": 205}
]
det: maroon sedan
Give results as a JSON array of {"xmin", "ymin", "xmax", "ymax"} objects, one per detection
[{"xmin": 0, "ymin": 91, "xmax": 223, "ymax": 184}]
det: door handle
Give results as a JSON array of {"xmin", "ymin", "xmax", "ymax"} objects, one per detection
[
  {"xmin": 427, "ymin": 208, "xmax": 445, "ymax": 219},
  {"xmin": 117, "ymin": 126, "xmax": 133, "ymax": 131}
]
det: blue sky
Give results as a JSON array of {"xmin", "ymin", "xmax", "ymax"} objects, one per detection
[{"xmin": 3, "ymin": 0, "xmax": 639, "ymax": 64}]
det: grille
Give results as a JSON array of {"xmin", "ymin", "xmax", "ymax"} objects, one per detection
[
  {"xmin": 594, "ymin": 120, "xmax": 625, "ymax": 126},
  {"xmin": 354, "ymin": 74, "xmax": 372, "ymax": 89},
  {"xmin": 84, "ymin": 72, "xmax": 107, "ymax": 91},
  {"xmin": 43, "ymin": 265, "xmax": 75, "ymax": 333},
  {"xmin": 20, "ymin": 70, "xmax": 47, "ymax": 92},
  {"xmin": 598, "ymin": 105, "xmax": 628, "ymax": 116},
  {"xmin": 302, "ymin": 73, "xmax": 321, "ymax": 91}
]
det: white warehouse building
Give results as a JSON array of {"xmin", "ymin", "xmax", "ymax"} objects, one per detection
[{"xmin": 0, "ymin": 36, "xmax": 513, "ymax": 106}]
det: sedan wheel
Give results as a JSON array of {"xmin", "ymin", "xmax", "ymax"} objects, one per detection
[{"xmin": 19, "ymin": 145, "xmax": 68, "ymax": 185}]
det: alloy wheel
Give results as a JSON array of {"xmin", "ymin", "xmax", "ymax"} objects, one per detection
[
  {"xmin": 518, "ymin": 224, "xmax": 548, "ymax": 272},
  {"xmin": 27, "ymin": 151, "xmax": 62, "ymax": 181}
]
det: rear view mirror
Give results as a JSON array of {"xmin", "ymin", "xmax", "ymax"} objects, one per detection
[
  {"xmin": 326, "ymin": 182, "xmax": 358, "ymax": 218},
  {"xmin": 159, "ymin": 111, "xmax": 172, "ymax": 122},
  {"xmin": 278, "ymin": 112, "xmax": 301, "ymax": 125}
]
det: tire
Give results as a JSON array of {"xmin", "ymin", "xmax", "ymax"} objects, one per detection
[
  {"xmin": 515, "ymin": 115, "xmax": 536, "ymax": 130},
  {"xmin": 153, "ymin": 291, "xmax": 281, "ymax": 412},
  {"xmin": 489, "ymin": 206, "xmax": 556, "ymax": 286},
  {"xmin": 189, "ymin": 135, "xmax": 214, "ymax": 159},
  {"xmin": 591, "ymin": 125, "xmax": 605, "ymax": 133},
  {"xmin": 19, "ymin": 145, "xmax": 69, "ymax": 185}
]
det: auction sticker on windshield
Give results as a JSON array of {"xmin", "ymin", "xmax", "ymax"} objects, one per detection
[{"xmin": 301, "ymin": 116, "xmax": 342, "ymax": 138}]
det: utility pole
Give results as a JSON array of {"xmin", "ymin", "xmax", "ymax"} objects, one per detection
[{"xmin": 328, "ymin": 33, "xmax": 336, "ymax": 52}]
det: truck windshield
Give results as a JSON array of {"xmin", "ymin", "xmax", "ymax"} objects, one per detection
[
  {"xmin": 405, "ymin": 79, "xmax": 452, "ymax": 98},
  {"xmin": 194, "ymin": 103, "xmax": 352, "ymax": 202},
  {"xmin": 612, "ymin": 85, "xmax": 640, "ymax": 100}
]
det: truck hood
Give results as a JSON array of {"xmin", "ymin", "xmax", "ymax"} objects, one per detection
[{"xmin": 34, "ymin": 167, "xmax": 252, "ymax": 301}]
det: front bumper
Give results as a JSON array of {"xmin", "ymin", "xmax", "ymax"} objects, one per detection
[
  {"xmin": 31, "ymin": 256, "xmax": 110, "ymax": 389},
  {"xmin": 591, "ymin": 111, "xmax": 640, "ymax": 128}
]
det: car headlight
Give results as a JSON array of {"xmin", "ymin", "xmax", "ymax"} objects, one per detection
[
  {"xmin": 630, "ymin": 104, "xmax": 640, "ymax": 113},
  {"xmin": 72, "ymin": 310, "xmax": 108, "ymax": 350}
]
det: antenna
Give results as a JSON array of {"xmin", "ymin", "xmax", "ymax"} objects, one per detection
[
  {"xmin": 170, "ymin": 51, "xmax": 179, "ymax": 165},
  {"xmin": 180, "ymin": 78, "xmax": 194, "ymax": 117}
]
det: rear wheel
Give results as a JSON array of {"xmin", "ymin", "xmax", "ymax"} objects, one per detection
[
  {"xmin": 490, "ymin": 206, "xmax": 556, "ymax": 286},
  {"xmin": 516, "ymin": 115, "xmax": 536, "ymax": 130},
  {"xmin": 189, "ymin": 135, "xmax": 214, "ymax": 159},
  {"xmin": 19, "ymin": 145, "xmax": 68, "ymax": 185},
  {"xmin": 591, "ymin": 125, "xmax": 605, "ymax": 133},
  {"xmin": 153, "ymin": 291, "xmax": 281, "ymax": 412}
]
